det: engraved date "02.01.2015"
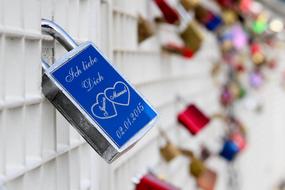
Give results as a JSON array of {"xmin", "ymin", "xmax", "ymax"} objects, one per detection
[{"xmin": 116, "ymin": 102, "xmax": 144, "ymax": 139}]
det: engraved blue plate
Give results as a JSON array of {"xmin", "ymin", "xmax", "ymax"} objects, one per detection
[{"xmin": 47, "ymin": 42, "xmax": 157, "ymax": 150}]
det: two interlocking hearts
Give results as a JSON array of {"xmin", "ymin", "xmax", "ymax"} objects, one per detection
[{"xmin": 91, "ymin": 81, "xmax": 130, "ymax": 119}]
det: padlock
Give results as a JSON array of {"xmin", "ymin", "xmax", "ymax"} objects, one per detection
[
  {"xmin": 239, "ymin": 0, "xmax": 252, "ymax": 13},
  {"xmin": 153, "ymin": 0, "xmax": 180, "ymax": 25},
  {"xmin": 216, "ymin": 0, "xmax": 236, "ymax": 8},
  {"xmin": 219, "ymin": 139, "xmax": 239, "ymax": 161},
  {"xmin": 230, "ymin": 132, "xmax": 246, "ymax": 151},
  {"xmin": 189, "ymin": 157, "xmax": 206, "ymax": 178},
  {"xmin": 162, "ymin": 43, "xmax": 194, "ymax": 58},
  {"xmin": 252, "ymin": 19, "xmax": 268, "ymax": 35},
  {"xmin": 197, "ymin": 168, "xmax": 217, "ymax": 190},
  {"xmin": 200, "ymin": 145, "xmax": 211, "ymax": 161},
  {"xmin": 135, "ymin": 174, "xmax": 180, "ymax": 190},
  {"xmin": 194, "ymin": 5, "xmax": 223, "ymax": 32},
  {"xmin": 41, "ymin": 19, "xmax": 157, "ymax": 163},
  {"xmin": 177, "ymin": 104, "xmax": 210, "ymax": 135},
  {"xmin": 231, "ymin": 24, "xmax": 248, "ymax": 50},
  {"xmin": 222, "ymin": 10, "xmax": 237, "ymax": 26},
  {"xmin": 180, "ymin": 0, "xmax": 199, "ymax": 11},
  {"xmin": 249, "ymin": 69, "xmax": 264, "ymax": 88},
  {"xmin": 138, "ymin": 15, "xmax": 155, "ymax": 43},
  {"xmin": 220, "ymin": 85, "xmax": 234, "ymax": 107},
  {"xmin": 229, "ymin": 81, "xmax": 246, "ymax": 99},
  {"xmin": 160, "ymin": 142, "xmax": 181, "ymax": 162},
  {"xmin": 250, "ymin": 43, "xmax": 266, "ymax": 65},
  {"xmin": 180, "ymin": 21, "xmax": 203, "ymax": 53}
]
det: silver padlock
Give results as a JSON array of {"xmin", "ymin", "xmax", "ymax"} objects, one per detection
[{"xmin": 41, "ymin": 19, "xmax": 158, "ymax": 163}]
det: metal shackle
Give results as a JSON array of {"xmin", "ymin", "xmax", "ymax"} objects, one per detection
[{"xmin": 41, "ymin": 19, "xmax": 78, "ymax": 70}]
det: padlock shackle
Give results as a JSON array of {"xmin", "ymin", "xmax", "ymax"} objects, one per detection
[{"xmin": 41, "ymin": 19, "xmax": 78, "ymax": 70}]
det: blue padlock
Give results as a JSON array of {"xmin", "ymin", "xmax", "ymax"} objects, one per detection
[
  {"xmin": 41, "ymin": 19, "xmax": 158, "ymax": 163},
  {"xmin": 219, "ymin": 140, "xmax": 239, "ymax": 161}
]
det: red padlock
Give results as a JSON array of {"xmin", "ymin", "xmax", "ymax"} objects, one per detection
[
  {"xmin": 230, "ymin": 132, "xmax": 246, "ymax": 151},
  {"xmin": 215, "ymin": 0, "xmax": 235, "ymax": 8},
  {"xmin": 162, "ymin": 43, "xmax": 194, "ymax": 58},
  {"xmin": 136, "ymin": 174, "xmax": 180, "ymax": 190},
  {"xmin": 153, "ymin": 0, "xmax": 180, "ymax": 25},
  {"xmin": 177, "ymin": 104, "xmax": 210, "ymax": 135}
]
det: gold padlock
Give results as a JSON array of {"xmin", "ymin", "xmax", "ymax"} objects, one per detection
[
  {"xmin": 180, "ymin": 21, "xmax": 203, "ymax": 53},
  {"xmin": 252, "ymin": 52, "xmax": 266, "ymax": 65},
  {"xmin": 160, "ymin": 142, "xmax": 182, "ymax": 162},
  {"xmin": 138, "ymin": 15, "xmax": 155, "ymax": 43},
  {"xmin": 189, "ymin": 157, "xmax": 206, "ymax": 178},
  {"xmin": 180, "ymin": 0, "xmax": 200, "ymax": 11},
  {"xmin": 222, "ymin": 9, "xmax": 237, "ymax": 26}
]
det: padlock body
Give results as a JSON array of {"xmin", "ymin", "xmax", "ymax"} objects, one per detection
[
  {"xmin": 180, "ymin": 22, "xmax": 203, "ymax": 53},
  {"xmin": 136, "ymin": 174, "xmax": 180, "ymax": 190},
  {"xmin": 153, "ymin": 0, "xmax": 180, "ymax": 24},
  {"xmin": 160, "ymin": 143, "xmax": 181, "ymax": 162},
  {"xmin": 42, "ymin": 42, "xmax": 157, "ymax": 163},
  {"xmin": 219, "ymin": 140, "xmax": 239, "ymax": 161},
  {"xmin": 178, "ymin": 104, "xmax": 210, "ymax": 135},
  {"xmin": 197, "ymin": 169, "xmax": 217, "ymax": 190},
  {"xmin": 190, "ymin": 158, "xmax": 205, "ymax": 178}
]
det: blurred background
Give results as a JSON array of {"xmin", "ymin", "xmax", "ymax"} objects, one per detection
[{"xmin": 1, "ymin": 0, "xmax": 285, "ymax": 190}]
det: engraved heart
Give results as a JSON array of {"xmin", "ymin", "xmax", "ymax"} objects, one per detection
[
  {"xmin": 105, "ymin": 81, "xmax": 130, "ymax": 106},
  {"xmin": 91, "ymin": 93, "xmax": 117, "ymax": 119}
]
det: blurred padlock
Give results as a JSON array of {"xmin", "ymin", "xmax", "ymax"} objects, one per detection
[
  {"xmin": 135, "ymin": 174, "xmax": 180, "ymax": 190},
  {"xmin": 219, "ymin": 139, "xmax": 240, "ymax": 161},
  {"xmin": 138, "ymin": 15, "xmax": 155, "ymax": 43},
  {"xmin": 160, "ymin": 142, "xmax": 182, "ymax": 162},
  {"xmin": 239, "ymin": 0, "xmax": 252, "ymax": 13},
  {"xmin": 215, "ymin": 0, "xmax": 235, "ymax": 8},
  {"xmin": 231, "ymin": 24, "xmax": 248, "ymax": 50},
  {"xmin": 180, "ymin": 0, "xmax": 199, "ymax": 11},
  {"xmin": 194, "ymin": 5, "xmax": 223, "ymax": 31},
  {"xmin": 250, "ymin": 43, "xmax": 266, "ymax": 65},
  {"xmin": 162, "ymin": 43, "xmax": 194, "ymax": 58},
  {"xmin": 177, "ymin": 104, "xmax": 210, "ymax": 135},
  {"xmin": 220, "ymin": 85, "xmax": 234, "ymax": 107},
  {"xmin": 197, "ymin": 169, "xmax": 217, "ymax": 190},
  {"xmin": 180, "ymin": 21, "xmax": 203, "ymax": 53},
  {"xmin": 252, "ymin": 19, "xmax": 268, "ymax": 35},
  {"xmin": 200, "ymin": 145, "xmax": 211, "ymax": 161},
  {"xmin": 153, "ymin": 0, "xmax": 180, "ymax": 25},
  {"xmin": 249, "ymin": 69, "xmax": 264, "ymax": 88},
  {"xmin": 190, "ymin": 157, "xmax": 206, "ymax": 178},
  {"xmin": 222, "ymin": 10, "xmax": 237, "ymax": 25},
  {"xmin": 229, "ymin": 81, "xmax": 246, "ymax": 99},
  {"xmin": 230, "ymin": 132, "xmax": 246, "ymax": 151}
]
